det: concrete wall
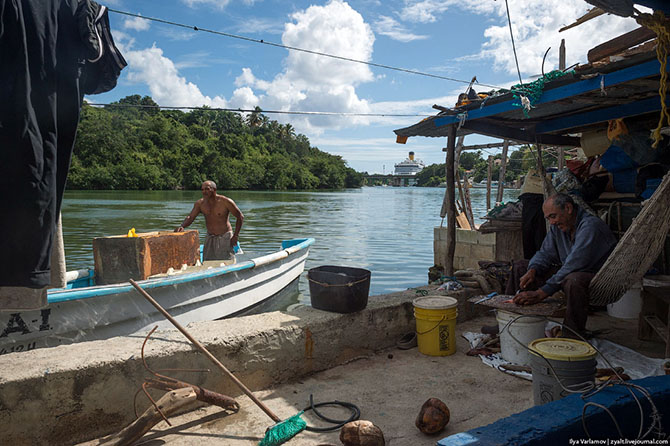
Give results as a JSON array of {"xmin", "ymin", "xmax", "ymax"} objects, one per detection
[{"xmin": 0, "ymin": 290, "xmax": 420, "ymax": 446}]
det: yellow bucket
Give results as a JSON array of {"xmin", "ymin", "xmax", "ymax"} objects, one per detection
[{"xmin": 413, "ymin": 296, "xmax": 458, "ymax": 356}]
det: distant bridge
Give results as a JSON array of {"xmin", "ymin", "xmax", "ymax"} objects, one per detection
[{"xmin": 364, "ymin": 174, "xmax": 418, "ymax": 187}]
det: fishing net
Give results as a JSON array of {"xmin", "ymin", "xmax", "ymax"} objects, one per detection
[
  {"xmin": 511, "ymin": 70, "xmax": 573, "ymax": 118},
  {"xmin": 589, "ymin": 169, "xmax": 670, "ymax": 306}
]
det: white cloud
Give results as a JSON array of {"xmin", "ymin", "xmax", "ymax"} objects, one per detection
[
  {"xmin": 434, "ymin": 0, "xmax": 638, "ymax": 77},
  {"xmin": 374, "ymin": 16, "xmax": 427, "ymax": 42},
  {"xmin": 472, "ymin": 0, "xmax": 639, "ymax": 76},
  {"xmin": 124, "ymin": 44, "xmax": 229, "ymax": 108},
  {"xmin": 123, "ymin": 16, "xmax": 150, "ymax": 32},
  {"xmin": 233, "ymin": 0, "xmax": 376, "ymax": 133},
  {"xmin": 238, "ymin": 17, "xmax": 285, "ymax": 35},
  {"xmin": 180, "ymin": 0, "xmax": 231, "ymax": 10},
  {"xmin": 180, "ymin": 0, "xmax": 256, "ymax": 10},
  {"xmin": 401, "ymin": 0, "xmax": 456, "ymax": 24},
  {"xmin": 399, "ymin": 0, "xmax": 640, "ymax": 77}
]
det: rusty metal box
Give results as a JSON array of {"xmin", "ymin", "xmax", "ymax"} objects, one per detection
[{"xmin": 93, "ymin": 230, "xmax": 200, "ymax": 284}]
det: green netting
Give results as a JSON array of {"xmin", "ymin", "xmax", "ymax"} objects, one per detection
[{"xmin": 511, "ymin": 70, "xmax": 573, "ymax": 117}]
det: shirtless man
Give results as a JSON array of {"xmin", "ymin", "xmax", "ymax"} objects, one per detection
[{"xmin": 175, "ymin": 180, "xmax": 244, "ymax": 261}]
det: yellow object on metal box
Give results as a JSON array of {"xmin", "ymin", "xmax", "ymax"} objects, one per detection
[{"xmin": 413, "ymin": 296, "xmax": 458, "ymax": 356}]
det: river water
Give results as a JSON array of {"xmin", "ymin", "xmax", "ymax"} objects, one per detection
[{"xmin": 61, "ymin": 186, "xmax": 519, "ymax": 306}]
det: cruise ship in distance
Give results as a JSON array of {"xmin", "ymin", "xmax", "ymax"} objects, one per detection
[{"xmin": 394, "ymin": 151, "xmax": 425, "ymax": 176}]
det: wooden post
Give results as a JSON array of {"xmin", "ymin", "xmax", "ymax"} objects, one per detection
[
  {"xmin": 444, "ymin": 125, "xmax": 457, "ymax": 276},
  {"xmin": 558, "ymin": 147, "xmax": 565, "ymax": 170},
  {"xmin": 536, "ymin": 144, "xmax": 556, "ymax": 198},
  {"xmin": 559, "ymin": 39, "xmax": 566, "ymax": 71},
  {"xmin": 496, "ymin": 140, "xmax": 509, "ymax": 203},
  {"xmin": 487, "ymin": 155, "xmax": 493, "ymax": 211},
  {"xmin": 463, "ymin": 172, "xmax": 475, "ymax": 228}
]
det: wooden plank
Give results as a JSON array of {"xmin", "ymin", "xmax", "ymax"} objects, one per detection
[
  {"xmin": 445, "ymin": 125, "xmax": 457, "ymax": 276},
  {"xmin": 464, "ymin": 172, "xmax": 475, "ymax": 227},
  {"xmin": 559, "ymin": 7, "xmax": 604, "ymax": 33},
  {"xmin": 433, "ymin": 58, "xmax": 665, "ymax": 128},
  {"xmin": 534, "ymin": 96, "xmax": 663, "ymax": 134},
  {"xmin": 496, "ymin": 140, "xmax": 509, "ymax": 203},
  {"xmin": 462, "ymin": 120, "xmax": 581, "ymax": 147},
  {"xmin": 456, "ymin": 212, "xmax": 471, "ymax": 230},
  {"xmin": 644, "ymin": 315, "xmax": 668, "ymax": 343},
  {"xmin": 487, "ymin": 155, "xmax": 493, "ymax": 211},
  {"xmin": 588, "ymin": 27, "xmax": 657, "ymax": 63}
]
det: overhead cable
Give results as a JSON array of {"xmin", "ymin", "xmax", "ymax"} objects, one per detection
[
  {"xmin": 85, "ymin": 102, "xmax": 434, "ymax": 117},
  {"xmin": 504, "ymin": 0, "xmax": 523, "ymax": 85},
  {"xmin": 108, "ymin": 8, "xmax": 505, "ymax": 90}
]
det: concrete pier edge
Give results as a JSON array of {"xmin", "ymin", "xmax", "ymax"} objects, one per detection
[{"xmin": 1, "ymin": 286, "xmax": 483, "ymax": 445}]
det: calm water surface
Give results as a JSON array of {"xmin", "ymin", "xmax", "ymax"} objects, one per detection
[{"xmin": 61, "ymin": 187, "xmax": 519, "ymax": 306}]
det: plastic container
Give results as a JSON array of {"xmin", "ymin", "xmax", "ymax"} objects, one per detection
[
  {"xmin": 413, "ymin": 296, "xmax": 458, "ymax": 356},
  {"xmin": 496, "ymin": 310, "xmax": 546, "ymax": 366},
  {"xmin": 529, "ymin": 338, "xmax": 597, "ymax": 405},
  {"xmin": 607, "ymin": 282, "xmax": 642, "ymax": 319},
  {"xmin": 308, "ymin": 266, "xmax": 371, "ymax": 313}
]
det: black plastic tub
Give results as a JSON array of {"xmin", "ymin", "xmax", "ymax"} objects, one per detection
[{"xmin": 308, "ymin": 265, "xmax": 371, "ymax": 313}]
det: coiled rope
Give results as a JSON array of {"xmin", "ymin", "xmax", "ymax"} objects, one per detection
[{"xmin": 636, "ymin": 9, "xmax": 670, "ymax": 149}]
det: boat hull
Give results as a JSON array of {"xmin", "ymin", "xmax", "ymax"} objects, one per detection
[{"xmin": 0, "ymin": 238, "xmax": 313, "ymax": 354}]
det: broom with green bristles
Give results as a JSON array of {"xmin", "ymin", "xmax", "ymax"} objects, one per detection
[{"xmin": 130, "ymin": 279, "xmax": 306, "ymax": 446}]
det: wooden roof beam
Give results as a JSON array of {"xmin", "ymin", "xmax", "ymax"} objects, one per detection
[
  {"xmin": 588, "ymin": 26, "xmax": 656, "ymax": 63},
  {"xmin": 559, "ymin": 7, "xmax": 605, "ymax": 33}
]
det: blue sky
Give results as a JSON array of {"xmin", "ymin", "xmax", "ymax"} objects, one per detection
[{"xmin": 94, "ymin": 0, "xmax": 642, "ymax": 174}]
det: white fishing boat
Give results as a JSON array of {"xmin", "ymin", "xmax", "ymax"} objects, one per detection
[{"xmin": 0, "ymin": 238, "xmax": 314, "ymax": 355}]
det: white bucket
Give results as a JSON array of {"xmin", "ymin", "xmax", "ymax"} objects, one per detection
[
  {"xmin": 496, "ymin": 310, "xmax": 546, "ymax": 366},
  {"xmin": 607, "ymin": 282, "xmax": 642, "ymax": 319}
]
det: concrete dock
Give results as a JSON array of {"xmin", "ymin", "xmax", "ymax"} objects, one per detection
[{"xmin": 0, "ymin": 286, "xmax": 663, "ymax": 446}]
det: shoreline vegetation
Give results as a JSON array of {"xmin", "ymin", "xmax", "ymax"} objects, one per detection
[
  {"xmin": 69, "ymin": 95, "xmax": 365, "ymax": 191},
  {"xmin": 411, "ymin": 148, "xmax": 559, "ymax": 188}
]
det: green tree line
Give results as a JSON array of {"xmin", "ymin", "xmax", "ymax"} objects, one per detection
[
  {"xmin": 414, "ymin": 146, "xmax": 559, "ymax": 187},
  {"xmin": 68, "ymin": 95, "xmax": 365, "ymax": 190}
]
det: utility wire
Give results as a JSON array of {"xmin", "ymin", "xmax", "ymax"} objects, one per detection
[
  {"xmin": 108, "ymin": 8, "xmax": 505, "ymax": 90},
  {"xmin": 504, "ymin": 0, "xmax": 523, "ymax": 85},
  {"xmin": 85, "ymin": 102, "xmax": 434, "ymax": 117}
]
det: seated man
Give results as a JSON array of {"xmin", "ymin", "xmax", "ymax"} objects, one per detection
[{"xmin": 511, "ymin": 193, "xmax": 617, "ymax": 337}]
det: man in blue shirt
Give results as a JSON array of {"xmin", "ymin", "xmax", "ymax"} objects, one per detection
[{"xmin": 512, "ymin": 193, "xmax": 617, "ymax": 337}]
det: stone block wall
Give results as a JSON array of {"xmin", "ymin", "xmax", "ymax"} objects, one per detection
[
  {"xmin": 434, "ymin": 227, "xmax": 497, "ymax": 271},
  {"xmin": 434, "ymin": 227, "xmax": 524, "ymax": 271}
]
